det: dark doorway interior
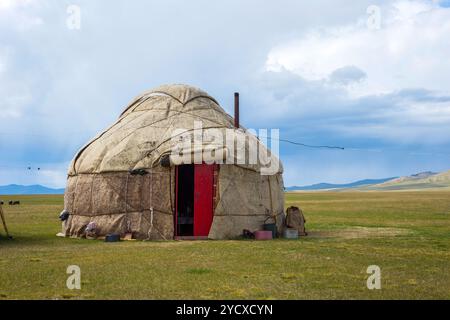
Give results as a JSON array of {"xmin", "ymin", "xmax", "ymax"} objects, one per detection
[{"xmin": 176, "ymin": 165, "xmax": 194, "ymax": 236}]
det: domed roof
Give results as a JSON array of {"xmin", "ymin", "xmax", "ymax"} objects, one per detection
[
  {"xmin": 69, "ymin": 84, "xmax": 282, "ymax": 175},
  {"xmin": 120, "ymin": 84, "xmax": 220, "ymax": 117}
]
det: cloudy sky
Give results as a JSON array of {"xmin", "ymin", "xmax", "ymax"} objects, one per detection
[{"xmin": 1, "ymin": 0, "xmax": 450, "ymax": 187}]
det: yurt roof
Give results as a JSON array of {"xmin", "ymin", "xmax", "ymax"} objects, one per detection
[{"xmin": 69, "ymin": 84, "xmax": 282, "ymax": 175}]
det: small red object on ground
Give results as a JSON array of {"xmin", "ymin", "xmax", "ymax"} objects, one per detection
[{"xmin": 254, "ymin": 230, "xmax": 273, "ymax": 240}]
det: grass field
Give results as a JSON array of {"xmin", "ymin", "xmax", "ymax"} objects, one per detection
[{"xmin": 1, "ymin": 192, "xmax": 449, "ymax": 300}]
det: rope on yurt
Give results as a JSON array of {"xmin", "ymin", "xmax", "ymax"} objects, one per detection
[
  {"xmin": 147, "ymin": 168, "xmax": 154, "ymax": 240},
  {"xmin": 142, "ymin": 209, "xmax": 167, "ymax": 241},
  {"xmin": 144, "ymin": 169, "xmax": 167, "ymax": 240},
  {"xmin": 73, "ymin": 174, "xmax": 80, "ymax": 215},
  {"xmin": 147, "ymin": 207, "xmax": 154, "ymax": 239},
  {"xmin": 169, "ymin": 167, "xmax": 174, "ymax": 213},
  {"xmin": 268, "ymin": 175, "xmax": 273, "ymax": 213},
  {"xmin": 125, "ymin": 174, "xmax": 131, "ymax": 233},
  {"xmin": 266, "ymin": 175, "xmax": 278, "ymax": 225},
  {"xmin": 89, "ymin": 174, "xmax": 95, "ymax": 222}
]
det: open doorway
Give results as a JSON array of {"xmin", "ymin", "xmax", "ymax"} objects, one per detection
[
  {"xmin": 175, "ymin": 164, "xmax": 216, "ymax": 239},
  {"xmin": 176, "ymin": 165, "xmax": 194, "ymax": 236}
]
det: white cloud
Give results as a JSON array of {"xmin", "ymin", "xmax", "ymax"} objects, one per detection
[
  {"xmin": 240, "ymin": 68, "xmax": 450, "ymax": 145},
  {"xmin": 249, "ymin": 1, "xmax": 450, "ymax": 145},
  {"xmin": 0, "ymin": 0, "xmax": 42, "ymax": 30},
  {"xmin": 0, "ymin": 48, "xmax": 33, "ymax": 119},
  {"xmin": 0, "ymin": 0, "xmax": 20, "ymax": 9},
  {"xmin": 265, "ymin": 0, "xmax": 450, "ymax": 97}
]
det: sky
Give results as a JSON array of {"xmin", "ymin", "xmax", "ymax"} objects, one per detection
[{"xmin": 1, "ymin": 0, "xmax": 450, "ymax": 188}]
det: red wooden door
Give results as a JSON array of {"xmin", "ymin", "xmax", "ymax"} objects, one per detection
[{"xmin": 193, "ymin": 164, "xmax": 215, "ymax": 237}]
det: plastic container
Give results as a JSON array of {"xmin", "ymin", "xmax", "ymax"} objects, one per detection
[
  {"xmin": 263, "ymin": 223, "xmax": 277, "ymax": 238},
  {"xmin": 254, "ymin": 230, "xmax": 273, "ymax": 240},
  {"xmin": 283, "ymin": 228, "xmax": 299, "ymax": 239},
  {"xmin": 105, "ymin": 234, "xmax": 121, "ymax": 242}
]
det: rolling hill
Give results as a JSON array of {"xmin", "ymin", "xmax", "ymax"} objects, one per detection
[
  {"xmin": 287, "ymin": 170, "xmax": 450, "ymax": 192},
  {"xmin": 359, "ymin": 170, "xmax": 450, "ymax": 191}
]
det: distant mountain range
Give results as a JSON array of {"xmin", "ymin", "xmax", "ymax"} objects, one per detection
[
  {"xmin": 0, "ymin": 184, "xmax": 65, "ymax": 195},
  {"xmin": 285, "ymin": 178, "xmax": 396, "ymax": 191},
  {"xmin": 1, "ymin": 170, "xmax": 449, "ymax": 195},
  {"xmin": 287, "ymin": 170, "xmax": 450, "ymax": 191}
]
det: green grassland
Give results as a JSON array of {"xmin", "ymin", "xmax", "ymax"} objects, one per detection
[{"xmin": 1, "ymin": 192, "xmax": 449, "ymax": 300}]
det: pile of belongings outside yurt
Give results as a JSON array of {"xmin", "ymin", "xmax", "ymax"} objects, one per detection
[{"xmin": 242, "ymin": 206, "xmax": 308, "ymax": 240}]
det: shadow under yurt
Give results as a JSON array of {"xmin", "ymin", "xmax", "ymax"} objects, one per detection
[{"xmin": 60, "ymin": 84, "xmax": 285, "ymax": 240}]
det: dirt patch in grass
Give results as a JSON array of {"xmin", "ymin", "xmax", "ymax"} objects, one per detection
[{"xmin": 309, "ymin": 226, "xmax": 412, "ymax": 239}]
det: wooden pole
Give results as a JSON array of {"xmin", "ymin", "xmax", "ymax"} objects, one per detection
[{"xmin": 0, "ymin": 203, "xmax": 12, "ymax": 239}]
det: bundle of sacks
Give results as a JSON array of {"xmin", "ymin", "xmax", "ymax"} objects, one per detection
[{"xmin": 285, "ymin": 206, "xmax": 308, "ymax": 236}]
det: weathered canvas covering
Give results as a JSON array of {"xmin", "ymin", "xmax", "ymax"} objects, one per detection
[{"xmin": 63, "ymin": 84, "xmax": 285, "ymax": 240}]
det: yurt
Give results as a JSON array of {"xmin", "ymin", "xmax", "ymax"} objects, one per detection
[{"xmin": 61, "ymin": 84, "xmax": 285, "ymax": 240}]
